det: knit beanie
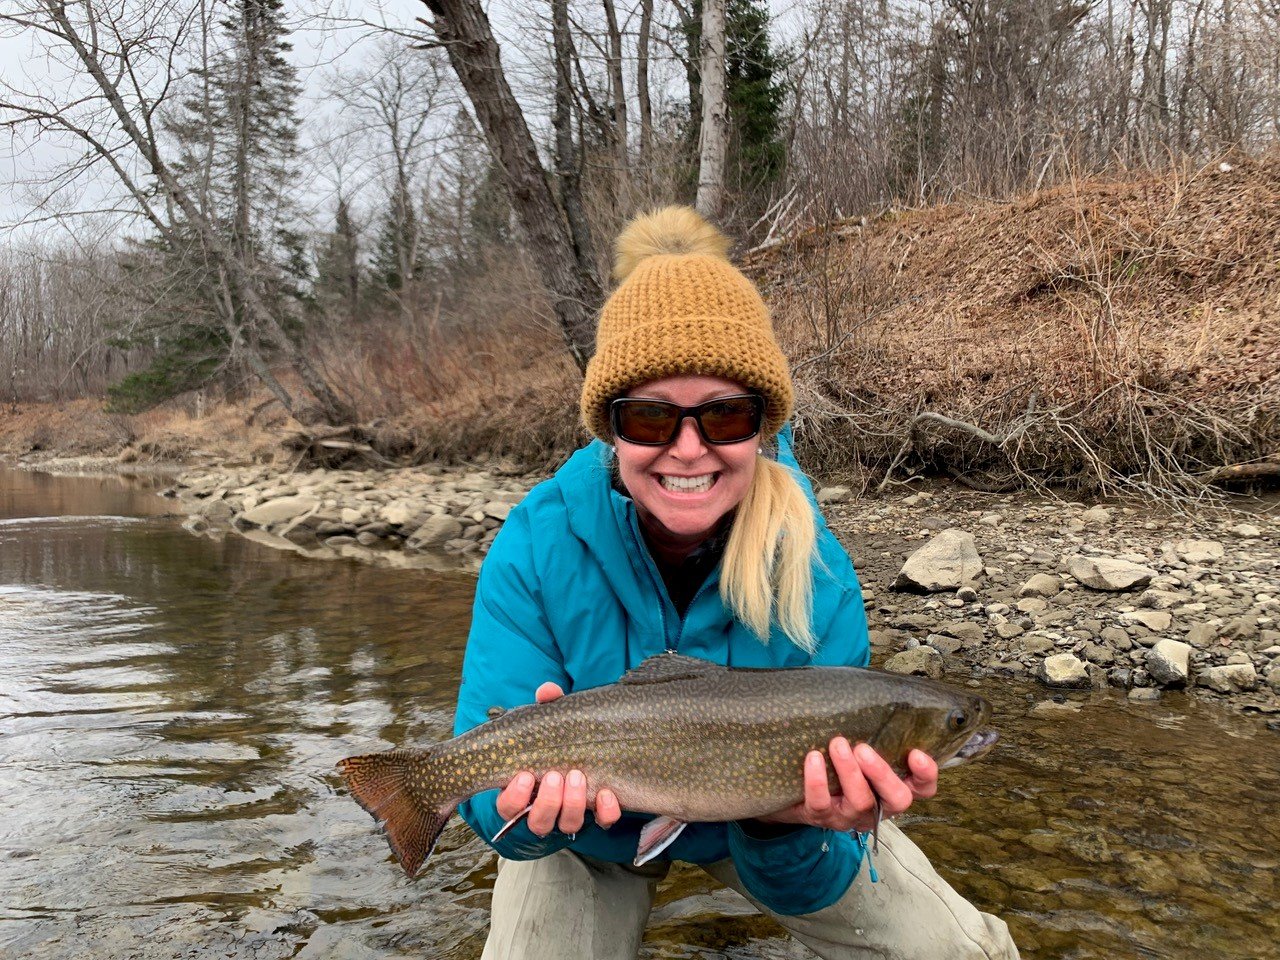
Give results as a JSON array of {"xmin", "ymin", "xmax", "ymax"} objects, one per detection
[{"xmin": 580, "ymin": 206, "xmax": 794, "ymax": 442}]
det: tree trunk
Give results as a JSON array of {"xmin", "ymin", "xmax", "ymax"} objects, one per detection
[
  {"xmin": 552, "ymin": 0, "xmax": 596, "ymax": 271},
  {"xmin": 418, "ymin": 0, "xmax": 603, "ymax": 370},
  {"xmin": 696, "ymin": 0, "xmax": 728, "ymax": 219},
  {"xmin": 637, "ymin": 0, "xmax": 654, "ymax": 166},
  {"xmin": 601, "ymin": 0, "xmax": 630, "ymax": 183}
]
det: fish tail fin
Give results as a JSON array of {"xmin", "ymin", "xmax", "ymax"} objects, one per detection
[{"xmin": 337, "ymin": 749, "xmax": 456, "ymax": 878}]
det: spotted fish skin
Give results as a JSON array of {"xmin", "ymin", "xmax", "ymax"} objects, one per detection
[{"xmin": 336, "ymin": 653, "xmax": 994, "ymax": 876}]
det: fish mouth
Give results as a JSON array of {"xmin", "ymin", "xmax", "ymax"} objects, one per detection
[{"xmin": 940, "ymin": 728, "xmax": 999, "ymax": 769}]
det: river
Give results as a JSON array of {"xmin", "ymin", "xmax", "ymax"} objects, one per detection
[{"xmin": 0, "ymin": 466, "xmax": 1276, "ymax": 959}]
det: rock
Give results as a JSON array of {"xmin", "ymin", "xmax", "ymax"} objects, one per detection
[
  {"xmin": 816, "ymin": 486, "xmax": 851, "ymax": 505},
  {"xmin": 892, "ymin": 529, "xmax": 983, "ymax": 593},
  {"xmin": 340, "ymin": 507, "xmax": 368, "ymax": 525},
  {"xmin": 380, "ymin": 499, "xmax": 430, "ymax": 527},
  {"xmin": 1081, "ymin": 506, "xmax": 1112, "ymax": 526},
  {"xmin": 883, "ymin": 647, "xmax": 944, "ymax": 680},
  {"xmin": 1185, "ymin": 622, "xmax": 1220, "ymax": 648},
  {"xmin": 1231, "ymin": 523, "xmax": 1262, "ymax": 538},
  {"xmin": 181, "ymin": 516, "xmax": 209, "ymax": 534},
  {"xmin": 482, "ymin": 500, "xmax": 514, "ymax": 521},
  {"xmin": 1108, "ymin": 667, "xmax": 1133, "ymax": 688},
  {"xmin": 1146, "ymin": 639, "xmax": 1191, "ymax": 688},
  {"xmin": 1016, "ymin": 597, "xmax": 1049, "ymax": 614},
  {"xmin": 1020, "ymin": 574, "xmax": 1063, "ymax": 598},
  {"xmin": 1174, "ymin": 539, "xmax": 1225, "ymax": 564},
  {"xmin": 355, "ymin": 531, "xmax": 383, "ymax": 546},
  {"xmin": 925, "ymin": 633, "xmax": 964, "ymax": 656},
  {"xmin": 1068, "ymin": 556, "xmax": 1156, "ymax": 592},
  {"xmin": 1128, "ymin": 687, "xmax": 1162, "ymax": 702},
  {"xmin": 1121, "ymin": 610, "xmax": 1172, "ymax": 631},
  {"xmin": 1081, "ymin": 641, "xmax": 1115, "ymax": 665},
  {"xmin": 1197, "ymin": 664, "xmax": 1258, "ymax": 694},
  {"xmin": 323, "ymin": 535, "xmax": 356, "ymax": 547},
  {"xmin": 995, "ymin": 623, "xmax": 1025, "ymax": 640},
  {"xmin": 1031, "ymin": 699, "xmax": 1082, "ymax": 716},
  {"xmin": 1139, "ymin": 588, "xmax": 1186, "ymax": 610},
  {"xmin": 942, "ymin": 622, "xmax": 986, "ymax": 645},
  {"xmin": 955, "ymin": 586, "xmax": 979, "ymax": 603},
  {"xmin": 1035, "ymin": 653, "xmax": 1090, "ymax": 688},
  {"xmin": 1266, "ymin": 665, "xmax": 1280, "ymax": 694},
  {"xmin": 1018, "ymin": 636, "xmax": 1055, "ymax": 655},
  {"xmin": 406, "ymin": 515, "xmax": 464, "ymax": 549},
  {"xmin": 240, "ymin": 495, "xmax": 319, "ymax": 528}
]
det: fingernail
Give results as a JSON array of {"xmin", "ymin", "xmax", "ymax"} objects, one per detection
[
  {"xmin": 516, "ymin": 772, "xmax": 533, "ymax": 789},
  {"xmin": 568, "ymin": 770, "xmax": 584, "ymax": 788},
  {"xmin": 855, "ymin": 743, "xmax": 876, "ymax": 762},
  {"xmin": 832, "ymin": 737, "xmax": 851, "ymax": 759},
  {"xmin": 544, "ymin": 771, "xmax": 562, "ymax": 788}
]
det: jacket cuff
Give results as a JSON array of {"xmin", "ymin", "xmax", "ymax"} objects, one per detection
[
  {"xmin": 458, "ymin": 790, "xmax": 577, "ymax": 862},
  {"xmin": 727, "ymin": 822, "xmax": 863, "ymax": 916}
]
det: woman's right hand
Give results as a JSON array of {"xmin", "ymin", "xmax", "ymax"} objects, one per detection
[{"xmin": 495, "ymin": 682, "xmax": 623, "ymax": 836}]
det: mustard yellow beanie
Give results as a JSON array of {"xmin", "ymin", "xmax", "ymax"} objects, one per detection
[{"xmin": 580, "ymin": 206, "xmax": 794, "ymax": 442}]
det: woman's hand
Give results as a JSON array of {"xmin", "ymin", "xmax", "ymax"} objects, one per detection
[
  {"xmin": 756, "ymin": 737, "xmax": 938, "ymax": 833},
  {"xmin": 494, "ymin": 682, "xmax": 623, "ymax": 837}
]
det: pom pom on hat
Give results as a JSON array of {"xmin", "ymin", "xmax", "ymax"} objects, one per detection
[
  {"xmin": 613, "ymin": 206, "xmax": 733, "ymax": 282},
  {"xmin": 581, "ymin": 205, "xmax": 795, "ymax": 442}
]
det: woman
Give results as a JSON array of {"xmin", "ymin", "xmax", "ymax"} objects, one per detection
[{"xmin": 454, "ymin": 207, "xmax": 1019, "ymax": 959}]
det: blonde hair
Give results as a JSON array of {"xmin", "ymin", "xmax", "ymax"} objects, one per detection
[{"xmin": 721, "ymin": 456, "xmax": 818, "ymax": 652}]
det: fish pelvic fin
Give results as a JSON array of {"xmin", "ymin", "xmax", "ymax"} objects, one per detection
[
  {"xmin": 634, "ymin": 815, "xmax": 688, "ymax": 867},
  {"xmin": 337, "ymin": 749, "xmax": 455, "ymax": 878}
]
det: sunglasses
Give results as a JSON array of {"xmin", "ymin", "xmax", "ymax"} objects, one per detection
[{"xmin": 609, "ymin": 394, "xmax": 765, "ymax": 446}]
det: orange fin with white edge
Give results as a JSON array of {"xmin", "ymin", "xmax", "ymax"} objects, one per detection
[{"xmin": 337, "ymin": 750, "xmax": 455, "ymax": 877}]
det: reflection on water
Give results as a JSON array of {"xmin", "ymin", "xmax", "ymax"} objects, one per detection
[{"xmin": 0, "ymin": 467, "xmax": 1275, "ymax": 959}]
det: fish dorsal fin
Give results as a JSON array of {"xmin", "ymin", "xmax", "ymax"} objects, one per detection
[{"xmin": 619, "ymin": 652, "xmax": 720, "ymax": 685}]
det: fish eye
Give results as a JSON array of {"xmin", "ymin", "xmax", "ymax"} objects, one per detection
[{"xmin": 947, "ymin": 709, "xmax": 968, "ymax": 731}]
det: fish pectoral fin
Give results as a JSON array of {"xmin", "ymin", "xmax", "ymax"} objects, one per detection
[
  {"xmin": 634, "ymin": 815, "xmax": 688, "ymax": 867},
  {"xmin": 492, "ymin": 803, "xmax": 534, "ymax": 843}
]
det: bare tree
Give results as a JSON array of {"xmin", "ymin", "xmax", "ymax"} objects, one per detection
[
  {"xmin": 696, "ymin": 0, "xmax": 727, "ymax": 218},
  {"xmin": 0, "ymin": 0, "xmax": 355, "ymax": 423},
  {"xmin": 417, "ymin": 0, "xmax": 604, "ymax": 369}
]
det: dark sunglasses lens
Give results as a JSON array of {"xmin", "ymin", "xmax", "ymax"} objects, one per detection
[
  {"xmin": 615, "ymin": 401, "xmax": 679, "ymax": 444},
  {"xmin": 699, "ymin": 397, "xmax": 762, "ymax": 442}
]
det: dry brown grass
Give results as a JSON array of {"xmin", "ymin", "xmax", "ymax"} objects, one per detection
[{"xmin": 751, "ymin": 155, "xmax": 1280, "ymax": 495}]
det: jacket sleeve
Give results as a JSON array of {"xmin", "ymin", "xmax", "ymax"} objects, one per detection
[
  {"xmin": 725, "ymin": 587, "xmax": 872, "ymax": 914},
  {"xmin": 452, "ymin": 505, "xmax": 578, "ymax": 861}
]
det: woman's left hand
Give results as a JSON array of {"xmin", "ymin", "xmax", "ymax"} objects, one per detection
[{"xmin": 755, "ymin": 738, "xmax": 938, "ymax": 833}]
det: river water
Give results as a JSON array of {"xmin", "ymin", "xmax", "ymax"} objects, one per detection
[{"xmin": 0, "ymin": 466, "xmax": 1276, "ymax": 960}]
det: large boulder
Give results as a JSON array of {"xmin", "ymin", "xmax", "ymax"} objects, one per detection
[
  {"xmin": 892, "ymin": 529, "xmax": 983, "ymax": 593},
  {"xmin": 1196, "ymin": 664, "xmax": 1258, "ymax": 694},
  {"xmin": 1146, "ymin": 639, "xmax": 1191, "ymax": 688},
  {"xmin": 1068, "ymin": 556, "xmax": 1156, "ymax": 592},
  {"xmin": 406, "ymin": 515, "xmax": 464, "ymax": 550},
  {"xmin": 883, "ymin": 647, "xmax": 944, "ymax": 680},
  {"xmin": 1019, "ymin": 574, "xmax": 1063, "ymax": 598},
  {"xmin": 239, "ymin": 495, "xmax": 319, "ymax": 528},
  {"xmin": 1034, "ymin": 653, "xmax": 1090, "ymax": 688},
  {"xmin": 1174, "ymin": 539, "xmax": 1225, "ymax": 564}
]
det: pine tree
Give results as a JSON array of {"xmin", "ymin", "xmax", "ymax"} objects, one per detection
[
  {"xmin": 110, "ymin": 0, "xmax": 304, "ymax": 410},
  {"xmin": 314, "ymin": 197, "xmax": 363, "ymax": 326},
  {"xmin": 371, "ymin": 181, "xmax": 425, "ymax": 295}
]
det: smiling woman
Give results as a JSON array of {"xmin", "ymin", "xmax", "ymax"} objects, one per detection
[{"xmin": 447, "ymin": 206, "xmax": 1020, "ymax": 960}]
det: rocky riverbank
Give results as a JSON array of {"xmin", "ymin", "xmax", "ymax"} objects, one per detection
[{"xmin": 165, "ymin": 462, "xmax": 1279, "ymax": 714}]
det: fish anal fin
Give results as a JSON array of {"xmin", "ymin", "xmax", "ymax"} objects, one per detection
[
  {"xmin": 634, "ymin": 815, "xmax": 688, "ymax": 866},
  {"xmin": 620, "ymin": 652, "xmax": 720, "ymax": 686},
  {"xmin": 337, "ymin": 751, "xmax": 455, "ymax": 878}
]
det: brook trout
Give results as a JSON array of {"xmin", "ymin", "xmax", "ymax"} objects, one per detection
[{"xmin": 337, "ymin": 653, "xmax": 997, "ymax": 876}]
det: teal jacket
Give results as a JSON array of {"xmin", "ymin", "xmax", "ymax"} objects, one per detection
[{"xmin": 453, "ymin": 429, "xmax": 871, "ymax": 915}]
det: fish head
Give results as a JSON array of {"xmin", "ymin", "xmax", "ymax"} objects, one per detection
[{"xmin": 858, "ymin": 679, "xmax": 995, "ymax": 775}]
